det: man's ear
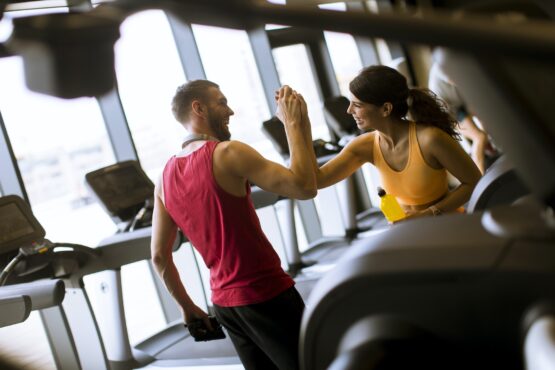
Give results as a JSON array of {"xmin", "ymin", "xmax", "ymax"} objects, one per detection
[
  {"xmin": 191, "ymin": 100, "xmax": 205, "ymax": 118},
  {"xmin": 382, "ymin": 102, "xmax": 393, "ymax": 117}
]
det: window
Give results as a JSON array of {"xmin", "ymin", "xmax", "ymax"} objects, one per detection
[
  {"xmin": 0, "ymin": 8, "xmax": 116, "ymax": 370},
  {"xmin": 0, "ymin": 15, "xmax": 12, "ymax": 42},
  {"xmin": 272, "ymin": 44, "xmax": 331, "ymax": 141},
  {"xmin": 192, "ymin": 24, "xmax": 280, "ymax": 162},
  {"xmin": 318, "ymin": 3, "xmax": 364, "ymax": 97},
  {"xmin": 115, "ymin": 10, "xmax": 187, "ymax": 181},
  {"xmin": 192, "ymin": 25, "xmax": 290, "ymax": 261},
  {"xmin": 324, "ymin": 31, "xmax": 364, "ymax": 97},
  {"xmin": 0, "ymin": 56, "xmax": 117, "ymax": 245},
  {"xmin": 110, "ymin": 10, "xmax": 194, "ymax": 343},
  {"xmin": 366, "ymin": 0, "xmax": 393, "ymax": 64}
]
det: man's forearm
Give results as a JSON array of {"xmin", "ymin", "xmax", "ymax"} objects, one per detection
[
  {"xmin": 301, "ymin": 114, "xmax": 318, "ymax": 174},
  {"xmin": 275, "ymin": 86, "xmax": 317, "ymax": 196},
  {"xmin": 153, "ymin": 257, "xmax": 194, "ymax": 312},
  {"xmin": 286, "ymin": 123, "xmax": 317, "ymax": 194}
]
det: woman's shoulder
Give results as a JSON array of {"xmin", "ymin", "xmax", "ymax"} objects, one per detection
[
  {"xmin": 415, "ymin": 123, "xmax": 461, "ymax": 165},
  {"xmin": 347, "ymin": 130, "xmax": 376, "ymax": 148},
  {"xmin": 350, "ymin": 130, "xmax": 377, "ymax": 144},
  {"xmin": 415, "ymin": 123, "xmax": 452, "ymax": 145},
  {"xmin": 343, "ymin": 131, "xmax": 376, "ymax": 161}
]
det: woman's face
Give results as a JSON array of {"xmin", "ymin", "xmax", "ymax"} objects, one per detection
[{"xmin": 347, "ymin": 94, "xmax": 382, "ymax": 131}]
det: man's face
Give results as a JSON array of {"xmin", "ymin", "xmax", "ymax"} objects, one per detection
[{"xmin": 204, "ymin": 87, "xmax": 234, "ymax": 141}]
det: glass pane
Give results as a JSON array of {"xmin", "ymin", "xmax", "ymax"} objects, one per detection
[
  {"xmin": 192, "ymin": 24, "xmax": 281, "ymax": 162},
  {"xmin": 318, "ymin": 2, "xmax": 346, "ymax": 11},
  {"xmin": 366, "ymin": 0, "xmax": 392, "ymax": 64},
  {"xmin": 265, "ymin": 24, "xmax": 289, "ymax": 30},
  {"xmin": 115, "ymin": 10, "xmax": 187, "ymax": 181},
  {"xmin": 113, "ymin": 9, "xmax": 191, "ymax": 344},
  {"xmin": 318, "ymin": 3, "xmax": 364, "ymax": 97},
  {"xmin": 272, "ymin": 42, "xmax": 349, "ymax": 238},
  {"xmin": 0, "ymin": 9, "xmax": 114, "ymax": 370},
  {"xmin": 0, "ymin": 60, "xmax": 116, "ymax": 247},
  {"xmin": 272, "ymin": 44, "xmax": 331, "ymax": 141},
  {"xmin": 0, "ymin": 15, "xmax": 12, "ymax": 42},
  {"xmin": 324, "ymin": 32, "xmax": 363, "ymax": 97}
]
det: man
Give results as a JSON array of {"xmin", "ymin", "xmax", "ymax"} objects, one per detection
[
  {"xmin": 428, "ymin": 61, "xmax": 496, "ymax": 174},
  {"xmin": 150, "ymin": 80, "xmax": 316, "ymax": 370}
]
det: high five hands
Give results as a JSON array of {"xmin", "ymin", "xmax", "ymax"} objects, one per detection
[{"xmin": 275, "ymin": 85, "xmax": 308, "ymax": 126}]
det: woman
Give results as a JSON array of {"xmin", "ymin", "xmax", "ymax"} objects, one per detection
[{"xmin": 316, "ymin": 65, "xmax": 482, "ymax": 218}]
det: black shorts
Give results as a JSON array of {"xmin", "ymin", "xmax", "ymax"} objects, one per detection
[{"xmin": 213, "ymin": 286, "xmax": 305, "ymax": 370}]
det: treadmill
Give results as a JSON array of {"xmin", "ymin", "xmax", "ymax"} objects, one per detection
[
  {"xmin": 84, "ymin": 160, "xmax": 320, "ymax": 368},
  {"xmin": 0, "ymin": 195, "xmax": 66, "ymax": 329},
  {"xmin": 84, "ymin": 160, "xmax": 241, "ymax": 369},
  {"xmin": 0, "ymin": 195, "xmax": 110, "ymax": 370}
]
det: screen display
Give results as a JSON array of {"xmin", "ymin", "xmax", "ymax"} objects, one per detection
[
  {"xmin": 0, "ymin": 202, "xmax": 36, "ymax": 245},
  {"xmin": 87, "ymin": 164, "xmax": 153, "ymax": 219}
]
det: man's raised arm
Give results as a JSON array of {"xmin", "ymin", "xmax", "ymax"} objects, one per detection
[{"xmin": 217, "ymin": 86, "xmax": 317, "ymax": 200}]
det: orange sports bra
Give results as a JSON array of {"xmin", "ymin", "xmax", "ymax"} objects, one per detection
[{"xmin": 373, "ymin": 122, "xmax": 448, "ymax": 206}]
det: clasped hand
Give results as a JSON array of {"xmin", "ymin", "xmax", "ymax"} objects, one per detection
[{"xmin": 275, "ymin": 85, "xmax": 304, "ymax": 125}]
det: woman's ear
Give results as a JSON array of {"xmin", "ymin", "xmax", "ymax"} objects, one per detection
[{"xmin": 382, "ymin": 102, "xmax": 393, "ymax": 117}]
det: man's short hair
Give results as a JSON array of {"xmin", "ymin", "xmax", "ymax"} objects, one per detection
[{"xmin": 171, "ymin": 80, "xmax": 219, "ymax": 123}]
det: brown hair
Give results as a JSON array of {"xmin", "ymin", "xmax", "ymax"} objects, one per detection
[
  {"xmin": 349, "ymin": 65, "xmax": 459, "ymax": 139},
  {"xmin": 171, "ymin": 80, "xmax": 219, "ymax": 123}
]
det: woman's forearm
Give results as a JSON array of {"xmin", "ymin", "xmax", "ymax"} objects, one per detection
[{"xmin": 434, "ymin": 183, "xmax": 475, "ymax": 213}]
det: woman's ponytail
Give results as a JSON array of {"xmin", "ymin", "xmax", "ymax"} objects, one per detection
[{"xmin": 408, "ymin": 88, "xmax": 460, "ymax": 140}]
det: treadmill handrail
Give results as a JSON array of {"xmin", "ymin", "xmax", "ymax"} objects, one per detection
[
  {"xmin": 525, "ymin": 315, "xmax": 555, "ymax": 370},
  {"xmin": 0, "ymin": 279, "xmax": 64, "ymax": 310},
  {"xmin": 0, "ymin": 295, "xmax": 31, "ymax": 328}
]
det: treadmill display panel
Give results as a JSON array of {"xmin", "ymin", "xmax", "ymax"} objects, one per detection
[
  {"xmin": 0, "ymin": 203, "xmax": 35, "ymax": 244},
  {"xmin": 0, "ymin": 195, "xmax": 45, "ymax": 253},
  {"xmin": 85, "ymin": 161, "xmax": 154, "ymax": 222}
]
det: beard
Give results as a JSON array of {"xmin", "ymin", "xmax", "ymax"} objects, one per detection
[{"xmin": 208, "ymin": 114, "xmax": 231, "ymax": 141}]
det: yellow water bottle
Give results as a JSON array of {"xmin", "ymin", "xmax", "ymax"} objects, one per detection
[{"xmin": 377, "ymin": 187, "xmax": 406, "ymax": 223}]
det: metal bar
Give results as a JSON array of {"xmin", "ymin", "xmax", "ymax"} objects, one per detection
[
  {"xmin": 0, "ymin": 111, "xmax": 28, "ymax": 201},
  {"xmin": 166, "ymin": 12, "xmax": 206, "ymax": 80},
  {"xmin": 97, "ymin": 87, "xmax": 139, "ymax": 163},
  {"xmin": 306, "ymin": 37, "xmax": 341, "ymax": 100},
  {"xmin": 248, "ymin": 26, "xmax": 281, "ymax": 113},
  {"xmin": 96, "ymin": 0, "xmax": 555, "ymax": 60},
  {"xmin": 266, "ymin": 26, "xmax": 321, "ymax": 48}
]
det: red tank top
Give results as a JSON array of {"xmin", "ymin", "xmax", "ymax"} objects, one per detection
[{"xmin": 162, "ymin": 141, "xmax": 294, "ymax": 307}]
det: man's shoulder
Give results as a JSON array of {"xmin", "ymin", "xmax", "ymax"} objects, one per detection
[
  {"xmin": 214, "ymin": 140, "xmax": 264, "ymax": 178},
  {"xmin": 215, "ymin": 140, "xmax": 254, "ymax": 157}
]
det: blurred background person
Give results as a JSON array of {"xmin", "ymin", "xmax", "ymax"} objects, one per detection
[{"xmin": 428, "ymin": 58, "xmax": 498, "ymax": 174}]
